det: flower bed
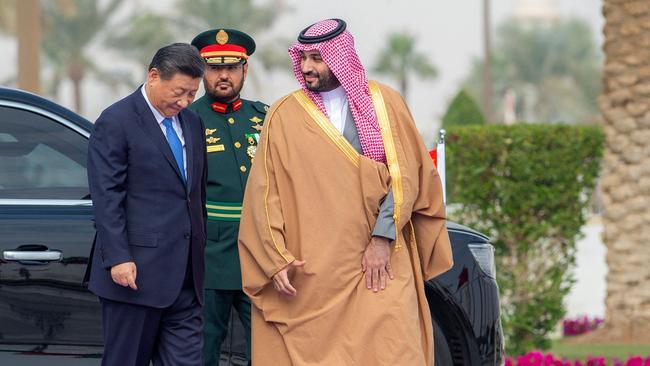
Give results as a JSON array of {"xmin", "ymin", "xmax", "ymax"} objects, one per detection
[
  {"xmin": 506, "ymin": 351, "xmax": 650, "ymax": 366},
  {"xmin": 563, "ymin": 316, "xmax": 605, "ymax": 336}
]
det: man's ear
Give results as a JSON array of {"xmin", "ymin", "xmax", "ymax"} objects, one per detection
[
  {"xmin": 147, "ymin": 68, "xmax": 160, "ymax": 85},
  {"xmin": 242, "ymin": 63, "xmax": 249, "ymax": 80}
]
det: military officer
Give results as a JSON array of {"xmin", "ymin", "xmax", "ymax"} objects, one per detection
[{"xmin": 189, "ymin": 28, "xmax": 267, "ymax": 366}]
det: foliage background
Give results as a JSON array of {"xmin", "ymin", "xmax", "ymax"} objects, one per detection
[
  {"xmin": 442, "ymin": 89, "xmax": 486, "ymax": 129},
  {"xmin": 445, "ymin": 124, "xmax": 604, "ymax": 354}
]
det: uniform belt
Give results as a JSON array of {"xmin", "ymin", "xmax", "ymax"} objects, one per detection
[{"xmin": 206, "ymin": 201, "xmax": 242, "ymax": 221}]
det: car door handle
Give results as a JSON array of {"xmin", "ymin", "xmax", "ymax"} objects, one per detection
[{"xmin": 3, "ymin": 250, "xmax": 62, "ymax": 261}]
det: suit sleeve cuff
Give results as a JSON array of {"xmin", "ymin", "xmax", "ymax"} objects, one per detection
[{"xmin": 372, "ymin": 189, "xmax": 396, "ymax": 241}]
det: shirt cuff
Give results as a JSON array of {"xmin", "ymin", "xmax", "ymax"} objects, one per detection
[{"xmin": 372, "ymin": 189, "xmax": 396, "ymax": 241}]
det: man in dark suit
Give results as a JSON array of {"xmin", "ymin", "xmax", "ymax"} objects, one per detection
[{"xmin": 87, "ymin": 43, "xmax": 208, "ymax": 366}]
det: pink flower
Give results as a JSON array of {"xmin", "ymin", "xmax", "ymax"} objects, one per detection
[
  {"xmin": 626, "ymin": 356, "xmax": 644, "ymax": 366},
  {"xmin": 509, "ymin": 351, "xmax": 650, "ymax": 366}
]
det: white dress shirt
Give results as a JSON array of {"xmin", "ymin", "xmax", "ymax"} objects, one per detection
[
  {"xmin": 141, "ymin": 85, "xmax": 187, "ymax": 178},
  {"xmin": 321, "ymin": 85, "xmax": 349, "ymax": 134}
]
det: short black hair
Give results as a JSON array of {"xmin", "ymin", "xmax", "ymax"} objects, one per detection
[{"xmin": 148, "ymin": 43, "xmax": 205, "ymax": 80}]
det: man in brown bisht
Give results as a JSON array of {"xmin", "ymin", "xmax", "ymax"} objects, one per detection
[{"xmin": 238, "ymin": 18, "xmax": 453, "ymax": 366}]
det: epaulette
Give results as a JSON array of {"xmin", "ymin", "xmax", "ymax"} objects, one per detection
[{"xmin": 251, "ymin": 101, "xmax": 269, "ymax": 114}]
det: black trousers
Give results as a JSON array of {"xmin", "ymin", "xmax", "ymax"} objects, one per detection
[
  {"xmin": 100, "ymin": 285, "xmax": 203, "ymax": 366},
  {"xmin": 202, "ymin": 289, "xmax": 252, "ymax": 365}
]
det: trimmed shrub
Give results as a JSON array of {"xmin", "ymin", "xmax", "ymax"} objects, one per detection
[
  {"xmin": 442, "ymin": 89, "xmax": 486, "ymax": 129},
  {"xmin": 445, "ymin": 124, "xmax": 604, "ymax": 355}
]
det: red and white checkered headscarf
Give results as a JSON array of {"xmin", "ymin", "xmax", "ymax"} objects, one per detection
[{"xmin": 289, "ymin": 19, "xmax": 386, "ymax": 163}]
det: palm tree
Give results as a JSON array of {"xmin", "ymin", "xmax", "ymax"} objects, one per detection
[
  {"xmin": 463, "ymin": 17, "xmax": 602, "ymax": 124},
  {"xmin": 105, "ymin": 12, "xmax": 175, "ymax": 83},
  {"xmin": 597, "ymin": 0, "xmax": 650, "ymax": 344},
  {"xmin": 41, "ymin": 0, "xmax": 125, "ymax": 114},
  {"xmin": 175, "ymin": 0, "xmax": 292, "ymax": 94},
  {"xmin": 372, "ymin": 32, "xmax": 438, "ymax": 101},
  {"xmin": 482, "ymin": 0, "xmax": 493, "ymax": 122},
  {"xmin": 0, "ymin": 0, "xmax": 16, "ymax": 34},
  {"xmin": 103, "ymin": 0, "xmax": 291, "ymax": 95},
  {"xmin": 0, "ymin": 0, "xmax": 41, "ymax": 93},
  {"xmin": 174, "ymin": 0, "xmax": 284, "ymax": 36}
]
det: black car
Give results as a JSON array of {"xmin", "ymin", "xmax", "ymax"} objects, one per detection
[{"xmin": 0, "ymin": 87, "xmax": 503, "ymax": 366}]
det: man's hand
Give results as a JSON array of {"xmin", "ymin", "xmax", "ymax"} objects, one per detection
[
  {"xmin": 362, "ymin": 236, "xmax": 394, "ymax": 292},
  {"xmin": 272, "ymin": 259, "xmax": 306, "ymax": 297},
  {"xmin": 110, "ymin": 261, "xmax": 138, "ymax": 290}
]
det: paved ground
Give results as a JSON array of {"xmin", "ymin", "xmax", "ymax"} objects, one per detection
[{"xmin": 565, "ymin": 216, "xmax": 606, "ymax": 318}]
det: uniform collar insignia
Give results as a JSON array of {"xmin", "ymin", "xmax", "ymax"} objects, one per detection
[{"xmin": 210, "ymin": 98, "xmax": 242, "ymax": 114}]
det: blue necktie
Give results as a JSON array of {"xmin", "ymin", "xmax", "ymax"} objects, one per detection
[{"xmin": 162, "ymin": 117, "xmax": 186, "ymax": 182}]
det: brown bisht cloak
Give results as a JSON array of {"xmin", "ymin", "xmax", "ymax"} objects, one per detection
[{"xmin": 238, "ymin": 81, "xmax": 453, "ymax": 365}]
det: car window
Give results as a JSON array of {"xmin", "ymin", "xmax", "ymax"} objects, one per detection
[{"xmin": 0, "ymin": 105, "xmax": 88, "ymax": 200}]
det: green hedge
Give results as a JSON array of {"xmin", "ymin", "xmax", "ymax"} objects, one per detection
[
  {"xmin": 445, "ymin": 124, "xmax": 604, "ymax": 355},
  {"xmin": 442, "ymin": 89, "xmax": 485, "ymax": 129}
]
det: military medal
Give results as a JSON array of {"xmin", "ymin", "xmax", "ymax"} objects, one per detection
[
  {"xmin": 246, "ymin": 145, "xmax": 256, "ymax": 158},
  {"xmin": 245, "ymin": 133, "xmax": 259, "ymax": 158}
]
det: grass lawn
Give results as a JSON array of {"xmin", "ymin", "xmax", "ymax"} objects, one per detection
[{"xmin": 550, "ymin": 340, "xmax": 650, "ymax": 361}]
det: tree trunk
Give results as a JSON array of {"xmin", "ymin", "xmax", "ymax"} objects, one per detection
[
  {"xmin": 400, "ymin": 76, "xmax": 408, "ymax": 102},
  {"xmin": 69, "ymin": 62, "xmax": 84, "ymax": 114},
  {"xmin": 482, "ymin": 0, "xmax": 492, "ymax": 122},
  {"xmin": 16, "ymin": 0, "xmax": 41, "ymax": 94},
  {"xmin": 597, "ymin": 0, "xmax": 650, "ymax": 343}
]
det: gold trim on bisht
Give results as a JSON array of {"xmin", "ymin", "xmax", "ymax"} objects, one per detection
[
  {"xmin": 261, "ymin": 95, "xmax": 295, "ymax": 264},
  {"xmin": 292, "ymin": 90, "xmax": 360, "ymax": 168},
  {"xmin": 369, "ymin": 80, "xmax": 404, "ymax": 249}
]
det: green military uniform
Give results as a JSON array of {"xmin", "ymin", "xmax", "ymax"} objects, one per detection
[
  {"xmin": 190, "ymin": 28, "xmax": 264, "ymax": 366},
  {"xmin": 190, "ymin": 96, "xmax": 267, "ymax": 288}
]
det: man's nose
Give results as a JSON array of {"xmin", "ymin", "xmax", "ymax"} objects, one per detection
[
  {"xmin": 177, "ymin": 98, "xmax": 190, "ymax": 108},
  {"xmin": 218, "ymin": 70, "xmax": 230, "ymax": 79},
  {"xmin": 301, "ymin": 60, "xmax": 313, "ymax": 73}
]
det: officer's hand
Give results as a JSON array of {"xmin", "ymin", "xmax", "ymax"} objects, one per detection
[
  {"xmin": 272, "ymin": 260, "xmax": 306, "ymax": 297},
  {"xmin": 110, "ymin": 261, "xmax": 138, "ymax": 290},
  {"xmin": 362, "ymin": 236, "xmax": 394, "ymax": 292}
]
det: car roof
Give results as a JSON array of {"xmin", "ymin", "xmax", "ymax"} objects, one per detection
[{"xmin": 0, "ymin": 87, "xmax": 93, "ymax": 132}]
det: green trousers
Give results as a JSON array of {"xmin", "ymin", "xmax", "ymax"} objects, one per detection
[{"xmin": 202, "ymin": 289, "xmax": 251, "ymax": 365}]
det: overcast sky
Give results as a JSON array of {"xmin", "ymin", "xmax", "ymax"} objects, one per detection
[{"xmin": 0, "ymin": 0, "xmax": 603, "ymax": 145}]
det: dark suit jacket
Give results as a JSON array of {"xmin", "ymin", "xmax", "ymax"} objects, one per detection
[{"xmin": 87, "ymin": 87, "xmax": 207, "ymax": 308}]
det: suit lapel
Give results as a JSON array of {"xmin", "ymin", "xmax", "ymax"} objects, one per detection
[
  {"xmin": 178, "ymin": 110, "xmax": 194, "ymax": 192},
  {"xmin": 132, "ymin": 88, "xmax": 186, "ymax": 184}
]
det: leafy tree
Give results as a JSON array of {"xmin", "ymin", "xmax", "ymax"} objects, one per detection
[
  {"xmin": 41, "ymin": 0, "xmax": 126, "ymax": 113},
  {"xmin": 464, "ymin": 18, "xmax": 602, "ymax": 124},
  {"xmin": 442, "ymin": 89, "xmax": 485, "ymax": 129},
  {"xmin": 373, "ymin": 32, "xmax": 437, "ymax": 100}
]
